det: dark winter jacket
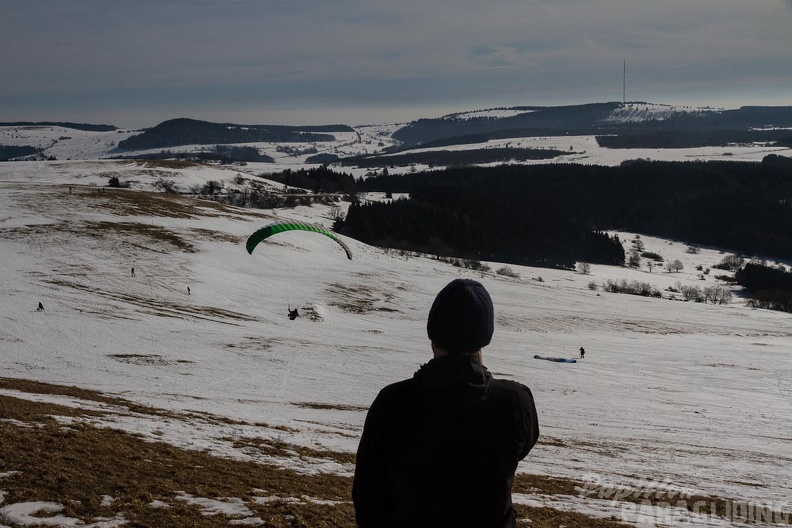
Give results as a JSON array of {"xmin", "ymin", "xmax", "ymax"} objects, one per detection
[{"xmin": 353, "ymin": 354, "xmax": 539, "ymax": 528}]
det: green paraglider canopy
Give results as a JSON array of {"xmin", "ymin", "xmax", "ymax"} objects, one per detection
[{"xmin": 246, "ymin": 220, "xmax": 352, "ymax": 260}]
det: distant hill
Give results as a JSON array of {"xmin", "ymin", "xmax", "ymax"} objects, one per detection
[
  {"xmin": 117, "ymin": 118, "xmax": 354, "ymax": 150},
  {"xmin": 0, "ymin": 121, "xmax": 117, "ymax": 132},
  {"xmin": 5, "ymin": 102, "xmax": 792, "ymax": 164},
  {"xmin": 392, "ymin": 102, "xmax": 621, "ymax": 146},
  {"xmin": 392, "ymin": 102, "xmax": 792, "ymax": 149}
]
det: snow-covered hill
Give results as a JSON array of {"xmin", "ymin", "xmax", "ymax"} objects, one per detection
[
  {"xmin": 4, "ymin": 104, "xmax": 791, "ymax": 175},
  {"xmin": 1, "ymin": 161, "xmax": 791, "ymax": 526},
  {"xmin": 601, "ymin": 102, "xmax": 722, "ymax": 123}
]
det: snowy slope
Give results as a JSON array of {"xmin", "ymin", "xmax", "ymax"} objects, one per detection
[
  {"xmin": 601, "ymin": 102, "xmax": 722, "ymax": 123},
  {"xmin": 1, "ymin": 161, "xmax": 791, "ymax": 526},
  {"xmin": 5, "ymin": 108, "xmax": 791, "ymax": 176}
]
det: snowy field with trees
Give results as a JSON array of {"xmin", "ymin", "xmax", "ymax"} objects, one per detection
[{"xmin": 1, "ymin": 160, "xmax": 791, "ymax": 526}]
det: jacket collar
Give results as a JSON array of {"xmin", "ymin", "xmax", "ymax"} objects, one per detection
[{"xmin": 414, "ymin": 354, "xmax": 492, "ymax": 400}]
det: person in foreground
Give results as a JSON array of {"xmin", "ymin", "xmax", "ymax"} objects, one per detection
[{"xmin": 353, "ymin": 278, "xmax": 540, "ymax": 528}]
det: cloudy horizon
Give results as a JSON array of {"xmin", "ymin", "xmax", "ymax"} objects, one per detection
[{"xmin": 2, "ymin": 0, "xmax": 791, "ymax": 128}]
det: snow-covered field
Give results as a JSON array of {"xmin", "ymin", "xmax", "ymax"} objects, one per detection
[
  {"xmin": 1, "ymin": 161, "xmax": 791, "ymax": 526},
  {"xmin": 5, "ymin": 105, "xmax": 791, "ymax": 179}
]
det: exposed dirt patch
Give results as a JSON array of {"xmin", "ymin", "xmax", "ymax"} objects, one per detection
[
  {"xmin": 514, "ymin": 505, "xmax": 634, "ymax": 527},
  {"xmin": 0, "ymin": 406, "xmax": 355, "ymax": 527},
  {"xmin": 0, "ymin": 220, "xmax": 195, "ymax": 254},
  {"xmin": 4, "ymin": 379, "xmax": 785, "ymax": 527},
  {"xmin": 89, "ymin": 220, "xmax": 196, "ymax": 252},
  {"xmin": 226, "ymin": 337, "xmax": 279, "ymax": 351},
  {"xmin": 294, "ymin": 402, "xmax": 369, "ymax": 412},
  {"xmin": 227, "ymin": 437, "xmax": 357, "ymax": 467},
  {"xmin": 13, "ymin": 183, "xmax": 268, "ymax": 220},
  {"xmin": 299, "ymin": 304, "xmax": 323, "ymax": 321},
  {"xmin": 134, "ymin": 160, "xmax": 202, "ymax": 170},
  {"xmin": 326, "ymin": 283, "xmax": 401, "ymax": 315},
  {"xmin": 189, "ymin": 227, "xmax": 243, "ymax": 245},
  {"xmin": 537, "ymin": 436, "xmax": 569, "ymax": 447},
  {"xmin": 108, "ymin": 354, "xmax": 195, "ymax": 367}
]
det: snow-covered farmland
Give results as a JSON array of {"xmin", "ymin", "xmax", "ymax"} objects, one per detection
[{"xmin": 1, "ymin": 161, "xmax": 791, "ymax": 526}]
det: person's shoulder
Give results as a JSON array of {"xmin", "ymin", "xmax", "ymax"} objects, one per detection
[
  {"xmin": 376, "ymin": 377, "xmax": 416, "ymax": 400},
  {"xmin": 489, "ymin": 377, "xmax": 536, "ymax": 403},
  {"xmin": 490, "ymin": 376, "xmax": 530, "ymax": 391},
  {"xmin": 367, "ymin": 377, "xmax": 418, "ymax": 417}
]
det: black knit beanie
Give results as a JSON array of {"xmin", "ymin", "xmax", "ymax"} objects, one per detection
[{"xmin": 427, "ymin": 279, "xmax": 494, "ymax": 354}]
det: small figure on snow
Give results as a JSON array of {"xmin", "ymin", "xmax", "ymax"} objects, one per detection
[
  {"xmin": 579, "ymin": 347, "xmax": 585, "ymax": 359},
  {"xmin": 37, "ymin": 302, "xmax": 44, "ymax": 312},
  {"xmin": 187, "ymin": 286, "xmax": 191, "ymax": 295},
  {"xmin": 131, "ymin": 267, "xmax": 135, "ymax": 277},
  {"xmin": 288, "ymin": 306, "xmax": 299, "ymax": 320}
]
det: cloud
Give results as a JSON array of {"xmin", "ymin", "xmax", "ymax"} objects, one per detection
[{"xmin": 1, "ymin": 0, "xmax": 790, "ymax": 126}]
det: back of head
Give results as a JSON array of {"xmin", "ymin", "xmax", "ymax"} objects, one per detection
[{"xmin": 427, "ymin": 279, "xmax": 494, "ymax": 354}]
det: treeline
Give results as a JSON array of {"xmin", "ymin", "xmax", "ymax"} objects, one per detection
[
  {"xmin": 348, "ymin": 158, "xmax": 792, "ymax": 263},
  {"xmin": 117, "ymin": 118, "xmax": 350, "ymax": 150},
  {"xmin": 0, "ymin": 145, "xmax": 39, "ymax": 160},
  {"xmin": 736, "ymin": 263, "xmax": 792, "ymax": 313},
  {"xmin": 596, "ymin": 129, "xmax": 789, "ymax": 149},
  {"xmin": 0, "ymin": 121, "xmax": 116, "ymax": 131},
  {"xmin": 256, "ymin": 159, "xmax": 792, "ymax": 269},
  {"xmin": 211, "ymin": 145, "xmax": 273, "ymax": 162},
  {"xmin": 337, "ymin": 192, "xmax": 625, "ymax": 269},
  {"xmin": 265, "ymin": 166, "xmax": 358, "ymax": 193},
  {"xmin": 384, "ymin": 129, "xmax": 581, "ymax": 153},
  {"xmin": 339, "ymin": 147, "xmax": 566, "ymax": 169},
  {"xmin": 108, "ymin": 147, "xmax": 274, "ymax": 164}
]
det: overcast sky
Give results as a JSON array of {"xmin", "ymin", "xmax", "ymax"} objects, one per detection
[{"xmin": 2, "ymin": 0, "xmax": 791, "ymax": 128}]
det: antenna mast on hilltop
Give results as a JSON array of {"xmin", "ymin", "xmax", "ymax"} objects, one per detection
[{"xmin": 623, "ymin": 59, "xmax": 626, "ymax": 105}]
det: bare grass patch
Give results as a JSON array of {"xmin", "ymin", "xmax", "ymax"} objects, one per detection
[
  {"xmin": 326, "ymin": 283, "xmax": 401, "ymax": 315},
  {"xmin": 46, "ymin": 278, "xmax": 258, "ymax": 324},
  {"xmin": 295, "ymin": 402, "xmax": 369, "ymax": 412}
]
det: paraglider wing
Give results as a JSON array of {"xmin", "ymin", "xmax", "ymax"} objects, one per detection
[{"xmin": 246, "ymin": 220, "xmax": 352, "ymax": 260}]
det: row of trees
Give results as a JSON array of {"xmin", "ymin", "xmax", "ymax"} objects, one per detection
[
  {"xmin": 340, "ymin": 147, "xmax": 565, "ymax": 169},
  {"xmin": 335, "ymin": 189, "xmax": 625, "ymax": 269},
  {"xmin": 353, "ymin": 159, "xmax": 792, "ymax": 262},
  {"xmin": 117, "ymin": 118, "xmax": 347, "ymax": 150},
  {"xmin": 735, "ymin": 262, "xmax": 792, "ymax": 313},
  {"xmin": 266, "ymin": 166, "xmax": 359, "ymax": 194},
  {"xmin": 0, "ymin": 145, "xmax": 39, "ymax": 160},
  {"xmin": 266, "ymin": 159, "xmax": 792, "ymax": 271}
]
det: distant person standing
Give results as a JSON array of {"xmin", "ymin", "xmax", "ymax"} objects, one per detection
[
  {"xmin": 187, "ymin": 286, "xmax": 191, "ymax": 295},
  {"xmin": 579, "ymin": 347, "xmax": 585, "ymax": 359},
  {"xmin": 37, "ymin": 302, "xmax": 44, "ymax": 312},
  {"xmin": 353, "ymin": 279, "xmax": 539, "ymax": 528},
  {"xmin": 131, "ymin": 267, "xmax": 135, "ymax": 277}
]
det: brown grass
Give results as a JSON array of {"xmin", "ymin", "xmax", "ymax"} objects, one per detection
[
  {"xmin": 0, "ymin": 219, "xmax": 195, "ymax": 254},
  {"xmin": 325, "ymin": 283, "xmax": 401, "ymax": 315},
  {"xmin": 294, "ymin": 402, "xmax": 369, "ymax": 413},
  {"xmin": 189, "ymin": 227, "xmax": 243, "ymax": 245},
  {"xmin": 3, "ymin": 378, "xmax": 785, "ymax": 527},
  {"xmin": 134, "ymin": 160, "xmax": 202, "ymax": 169},
  {"xmin": 15, "ymin": 184, "xmax": 269, "ymax": 220},
  {"xmin": 1, "ymin": 397, "xmax": 355, "ymax": 527}
]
